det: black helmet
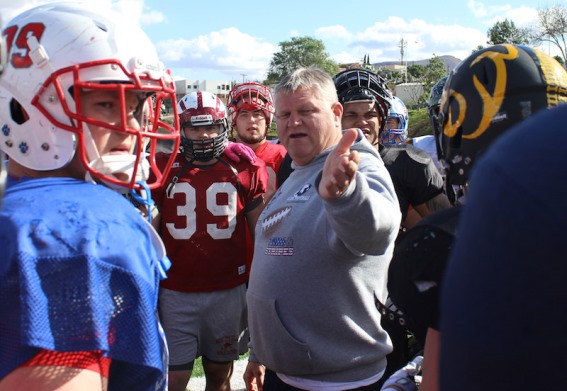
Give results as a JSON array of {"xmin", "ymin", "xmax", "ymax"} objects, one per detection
[
  {"xmin": 440, "ymin": 44, "xmax": 567, "ymax": 187},
  {"xmin": 428, "ymin": 76, "xmax": 448, "ymax": 118},
  {"xmin": 333, "ymin": 68, "xmax": 392, "ymax": 132},
  {"xmin": 428, "ymin": 76, "xmax": 448, "ymax": 167}
]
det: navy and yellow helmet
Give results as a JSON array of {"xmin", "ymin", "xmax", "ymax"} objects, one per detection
[{"xmin": 439, "ymin": 44, "xmax": 567, "ymax": 187}]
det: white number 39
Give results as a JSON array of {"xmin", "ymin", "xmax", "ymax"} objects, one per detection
[{"xmin": 165, "ymin": 182, "xmax": 237, "ymax": 240}]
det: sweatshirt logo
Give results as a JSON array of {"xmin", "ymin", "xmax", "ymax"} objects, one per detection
[
  {"xmin": 265, "ymin": 236, "xmax": 294, "ymax": 256},
  {"xmin": 261, "ymin": 206, "xmax": 292, "ymax": 234},
  {"xmin": 287, "ymin": 183, "xmax": 312, "ymax": 202}
]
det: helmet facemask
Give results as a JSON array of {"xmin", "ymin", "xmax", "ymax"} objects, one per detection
[
  {"xmin": 180, "ymin": 127, "xmax": 229, "ymax": 162},
  {"xmin": 227, "ymin": 82, "xmax": 275, "ymax": 143},
  {"xmin": 333, "ymin": 68, "xmax": 392, "ymax": 145},
  {"xmin": 178, "ymin": 91, "xmax": 229, "ymax": 162},
  {"xmin": 380, "ymin": 126, "xmax": 408, "ymax": 145},
  {"xmin": 33, "ymin": 60, "xmax": 180, "ymax": 191},
  {"xmin": 381, "ymin": 97, "xmax": 408, "ymax": 145}
]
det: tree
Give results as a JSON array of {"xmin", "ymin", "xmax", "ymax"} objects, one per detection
[
  {"xmin": 419, "ymin": 55, "xmax": 448, "ymax": 107},
  {"xmin": 530, "ymin": 5, "xmax": 567, "ymax": 66},
  {"xmin": 377, "ymin": 68, "xmax": 404, "ymax": 91},
  {"xmin": 407, "ymin": 64, "xmax": 426, "ymax": 81},
  {"xmin": 401, "ymin": 56, "xmax": 448, "ymax": 108},
  {"xmin": 264, "ymin": 36, "xmax": 339, "ymax": 85},
  {"xmin": 487, "ymin": 18, "xmax": 530, "ymax": 45}
]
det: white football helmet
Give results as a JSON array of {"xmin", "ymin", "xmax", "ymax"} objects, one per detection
[
  {"xmin": 0, "ymin": 27, "xmax": 5, "ymax": 203},
  {"xmin": 381, "ymin": 96, "xmax": 409, "ymax": 145},
  {"xmin": 177, "ymin": 91, "xmax": 229, "ymax": 162},
  {"xmin": 0, "ymin": 3, "xmax": 180, "ymax": 190}
]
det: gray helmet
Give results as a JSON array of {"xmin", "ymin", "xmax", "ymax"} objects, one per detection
[{"xmin": 427, "ymin": 76, "xmax": 448, "ymax": 118}]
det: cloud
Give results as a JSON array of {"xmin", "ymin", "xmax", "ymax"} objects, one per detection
[
  {"xmin": 484, "ymin": 6, "xmax": 539, "ymax": 28},
  {"xmin": 3, "ymin": 0, "xmax": 550, "ymax": 82},
  {"xmin": 468, "ymin": 0, "xmax": 539, "ymax": 28},
  {"xmin": 111, "ymin": 0, "xmax": 166, "ymax": 25},
  {"xmin": 0, "ymin": 0, "xmax": 165, "ymax": 26},
  {"xmin": 467, "ymin": 0, "xmax": 489, "ymax": 18},
  {"xmin": 0, "ymin": 0, "xmax": 56, "ymax": 22},
  {"xmin": 288, "ymin": 29, "xmax": 301, "ymax": 38},
  {"xmin": 322, "ymin": 3, "xmax": 541, "ymax": 67},
  {"xmin": 139, "ymin": 10, "xmax": 166, "ymax": 25},
  {"xmin": 325, "ymin": 16, "xmax": 486, "ymax": 65},
  {"xmin": 467, "ymin": 0, "xmax": 512, "ymax": 18},
  {"xmin": 156, "ymin": 28, "xmax": 277, "ymax": 81},
  {"xmin": 315, "ymin": 25, "xmax": 352, "ymax": 41}
]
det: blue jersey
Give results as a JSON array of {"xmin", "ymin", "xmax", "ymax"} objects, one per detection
[{"xmin": 0, "ymin": 177, "xmax": 169, "ymax": 391}]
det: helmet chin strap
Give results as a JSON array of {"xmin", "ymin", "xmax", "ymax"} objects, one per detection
[
  {"xmin": 82, "ymin": 124, "xmax": 149, "ymax": 192},
  {"xmin": 87, "ymin": 154, "xmax": 150, "ymax": 191}
]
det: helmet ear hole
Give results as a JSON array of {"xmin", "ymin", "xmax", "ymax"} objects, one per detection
[{"xmin": 10, "ymin": 98, "xmax": 29, "ymax": 125}]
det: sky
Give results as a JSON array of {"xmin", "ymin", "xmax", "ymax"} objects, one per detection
[{"xmin": 0, "ymin": 0, "xmax": 562, "ymax": 83}]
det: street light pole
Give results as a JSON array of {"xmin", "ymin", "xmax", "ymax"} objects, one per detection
[
  {"xmin": 399, "ymin": 37, "xmax": 407, "ymax": 83},
  {"xmin": 241, "ymin": 74, "xmax": 247, "ymax": 84}
]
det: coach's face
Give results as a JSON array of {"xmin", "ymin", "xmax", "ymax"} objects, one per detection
[{"xmin": 275, "ymin": 86, "xmax": 343, "ymax": 166}]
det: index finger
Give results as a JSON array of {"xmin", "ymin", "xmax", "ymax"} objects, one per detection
[{"xmin": 334, "ymin": 128, "xmax": 359, "ymax": 156}]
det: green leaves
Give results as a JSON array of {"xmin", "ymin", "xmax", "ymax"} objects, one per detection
[{"xmin": 264, "ymin": 36, "xmax": 339, "ymax": 84}]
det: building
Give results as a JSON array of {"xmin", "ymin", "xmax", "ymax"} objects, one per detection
[
  {"xmin": 394, "ymin": 82, "xmax": 424, "ymax": 106},
  {"xmin": 380, "ymin": 64, "xmax": 407, "ymax": 73},
  {"xmin": 174, "ymin": 78, "xmax": 233, "ymax": 102}
]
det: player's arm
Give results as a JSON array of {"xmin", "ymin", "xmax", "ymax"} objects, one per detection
[
  {"xmin": 245, "ymin": 196, "xmax": 266, "ymax": 240},
  {"xmin": 0, "ymin": 350, "xmax": 110, "ymax": 391},
  {"xmin": 245, "ymin": 156, "xmax": 270, "ymax": 239},
  {"xmin": 420, "ymin": 328, "xmax": 441, "ymax": 391},
  {"xmin": 410, "ymin": 192, "xmax": 451, "ymax": 221},
  {"xmin": 151, "ymin": 211, "xmax": 162, "ymax": 231}
]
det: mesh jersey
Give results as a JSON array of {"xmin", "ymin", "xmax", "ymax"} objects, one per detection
[
  {"xmin": 379, "ymin": 144, "xmax": 444, "ymax": 221},
  {"xmin": 153, "ymin": 152, "xmax": 268, "ymax": 292},
  {"xmin": 254, "ymin": 142, "xmax": 287, "ymax": 191},
  {"xmin": 0, "ymin": 177, "xmax": 169, "ymax": 391}
]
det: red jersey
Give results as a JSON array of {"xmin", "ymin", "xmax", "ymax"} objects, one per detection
[
  {"xmin": 244, "ymin": 142, "xmax": 287, "ymax": 268},
  {"xmin": 255, "ymin": 142, "xmax": 287, "ymax": 191},
  {"xmin": 153, "ymin": 152, "xmax": 268, "ymax": 292}
]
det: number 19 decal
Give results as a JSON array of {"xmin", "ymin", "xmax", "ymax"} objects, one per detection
[{"xmin": 3, "ymin": 22, "xmax": 46, "ymax": 69}]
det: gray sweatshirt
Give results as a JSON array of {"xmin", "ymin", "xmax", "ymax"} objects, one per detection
[{"xmin": 247, "ymin": 134, "xmax": 401, "ymax": 383}]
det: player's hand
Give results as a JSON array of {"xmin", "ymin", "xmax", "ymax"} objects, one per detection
[
  {"xmin": 243, "ymin": 361, "xmax": 265, "ymax": 391},
  {"xmin": 319, "ymin": 128, "xmax": 360, "ymax": 201},
  {"xmin": 225, "ymin": 141, "xmax": 257, "ymax": 163}
]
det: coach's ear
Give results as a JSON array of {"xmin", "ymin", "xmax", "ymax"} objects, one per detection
[{"xmin": 332, "ymin": 102, "xmax": 343, "ymax": 129}]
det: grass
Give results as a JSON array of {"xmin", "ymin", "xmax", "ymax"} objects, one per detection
[
  {"xmin": 191, "ymin": 352, "xmax": 249, "ymax": 378},
  {"xmin": 407, "ymin": 107, "xmax": 435, "ymax": 138},
  {"xmin": 192, "ymin": 357, "xmax": 205, "ymax": 377}
]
